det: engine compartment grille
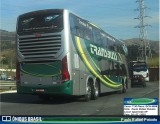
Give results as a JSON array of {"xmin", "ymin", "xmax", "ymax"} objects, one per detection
[{"xmin": 18, "ymin": 33, "xmax": 61, "ymax": 61}]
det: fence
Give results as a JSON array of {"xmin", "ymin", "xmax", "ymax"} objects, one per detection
[
  {"xmin": 149, "ymin": 67, "xmax": 159, "ymax": 81},
  {"xmin": 0, "ymin": 81, "xmax": 16, "ymax": 90}
]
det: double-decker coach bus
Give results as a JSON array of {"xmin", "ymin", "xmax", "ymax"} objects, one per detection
[{"xmin": 16, "ymin": 9, "xmax": 129, "ymax": 101}]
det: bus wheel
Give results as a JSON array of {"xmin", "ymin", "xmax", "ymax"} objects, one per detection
[
  {"xmin": 91, "ymin": 81, "xmax": 99, "ymax": 100},
  {"xmin": 122, "ymin": 82, "xmax": 127, "ymax": 93},
  {"xmin": 118, "ymin": 82, "xmax": 126, "ymax": 94},
  {"xmin": 84, "ymin": 82, "xmax": 92, "ymax": 101}
]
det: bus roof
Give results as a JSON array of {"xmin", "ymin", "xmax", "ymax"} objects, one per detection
[{"xmin": 18, "ymin": 9, "xmax": 124, "ymax": 45}]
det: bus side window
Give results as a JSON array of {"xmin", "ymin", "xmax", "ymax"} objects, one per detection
[
  {"xmin": 108, "ymin": 41, "xmax": 114, "ymax": 51},
  {"xmin": 114, "ymin": 44, "xmax": 118, "ymax": 52},
  {"xmin": 70, "ymin": 15, "xmax": 85, "ymax": 38},
  {"xmin": 70, "ymin": 17, "xmax": 81, "ymax": 37},
  {"xmin": 117, "ymin": 43, "xmax": 125, "ymax": 55},
  {"xmin": 84, "ymin": 28, "xmax": 93, "ymax": 41},
  {"xmin": 109, "ymin": 61, "xmax": 115, "ymax": 75},
  {"xmin": 93, "ymin": 29, "xmax": 102, "ymax": 45},
  {"xmin": 76, "ymin": 27, "xmax": 84, "ymax": 38},
  {"xmin": 101, "ymin": 36, "xmax": 108, "ymax": 48},
  {"xmin": 70, "ymin": 14, "xmax": 77, "ymax": 35}
]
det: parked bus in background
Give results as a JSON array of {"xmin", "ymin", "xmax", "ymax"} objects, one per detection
[{"xmin": 16, "ymin": 9, "xmax": 129, "ymax": 101}]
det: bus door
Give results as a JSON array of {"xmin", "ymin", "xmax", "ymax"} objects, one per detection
[
  {"xmin": 73, "ymin": 52, "xmax": 87, "ymax": 95},
  {"xmin": 79, "ymin": 53, "xmax": 88, "ymax": 95},
  {"xmin": 72, "ymin": 53, "xmax": 80, "ymax": 95}
]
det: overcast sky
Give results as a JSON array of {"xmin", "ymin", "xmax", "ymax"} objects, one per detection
[{"xmin": 0, "ymin": 0, "xmax": 159, "ymax": 41}]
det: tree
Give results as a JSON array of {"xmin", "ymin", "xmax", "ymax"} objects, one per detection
[{"xmin": 1, "ymin": 49, "xmax": 16, "ymax": 69}]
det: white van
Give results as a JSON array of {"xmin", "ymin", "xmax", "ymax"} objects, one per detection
[{"xmin": 130, "ymin": 61, "xmax": 149, "ymax": 82}]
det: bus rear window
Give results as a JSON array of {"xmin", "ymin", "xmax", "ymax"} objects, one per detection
[{"xmin": 18, "ymin": 13, "xmax": 63, "ymax": 32}]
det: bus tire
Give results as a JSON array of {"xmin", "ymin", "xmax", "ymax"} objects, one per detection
[
  {"xmin": 84, "ymin": 81, "xmax": 92, "ymax": 101},
  {"xmin": 122, "ymin": 82, "xmax": 127, "ymax": 93},
  {"xmin": 91, "ymin": 80, "xmax": 100, "ymax": 100},
  {"xmin": 118, "ymin": 81, "xmax": 126, "ymax": 94}
]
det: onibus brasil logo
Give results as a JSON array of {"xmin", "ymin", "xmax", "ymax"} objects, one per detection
[{"xmin": 124, "ymin": 98, "xmax": 157, "ymax": 105}]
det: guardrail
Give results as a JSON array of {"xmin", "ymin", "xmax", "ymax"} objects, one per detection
[{"xmin": 0, "ymin": 81, "xmax": 16, "ymax": 90}]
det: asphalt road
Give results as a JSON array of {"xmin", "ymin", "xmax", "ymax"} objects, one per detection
[{"xmin": 0, "ymin": 81, "xmax": 159, "ymax": 115}]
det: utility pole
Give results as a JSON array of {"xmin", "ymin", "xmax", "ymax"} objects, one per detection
[{"xmin": 134, "ymin": 0, "xmax": 152, "ymax": 63}]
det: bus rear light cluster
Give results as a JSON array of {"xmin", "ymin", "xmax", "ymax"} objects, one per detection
[
  {"xmin": 16, "ymin": 60, "xmax": 20, "ymax": 81},
  {"xmin": 62, "ymin": 56, "xmax": 70, "ymax": 82}
]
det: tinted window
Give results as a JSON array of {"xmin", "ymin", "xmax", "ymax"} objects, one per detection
[
  {"xmin": 18, "ymin": 13, "xmax": 63, "ymax": 32},
  {"xmin": 93, "ymin": 29, "xmax": 102, "ymax": 45},
  {"xmin": 70, "ymin": 14, "xmax": 93, "ymax": 41},
  {"xmin": 101, "ymin": 35, "xmax": 108, "ymax": 48}
]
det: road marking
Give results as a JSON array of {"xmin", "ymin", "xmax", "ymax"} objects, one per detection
[{"xmin": 143, "ymin": 88, "xmax": 159, "ymax": 96}]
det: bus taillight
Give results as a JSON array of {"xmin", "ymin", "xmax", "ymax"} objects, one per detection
[
  {"xmin": 16, "ymin": 60, "xmax": 20, "ymax": 81},
  {"xmin": 62, "ymin": 56, "xmax": 70, "ymax": 82}
]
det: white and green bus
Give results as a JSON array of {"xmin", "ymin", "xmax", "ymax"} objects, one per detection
[{"xmin": 16, "ymin": 9, "xmax": 129, "ymax": 101}]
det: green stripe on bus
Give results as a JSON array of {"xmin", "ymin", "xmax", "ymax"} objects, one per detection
[{"xmin": 76, "ymin": 36, "xmax": 121, "ymax": 88}]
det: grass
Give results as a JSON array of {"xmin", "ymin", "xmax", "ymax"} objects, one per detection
[{"xmin": 148, "ymin": 56, "xmax": 159, "ymax": 67}]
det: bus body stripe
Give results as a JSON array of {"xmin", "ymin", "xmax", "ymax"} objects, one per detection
[
  {"xmin": 89, "ymin": 53, "xmax": 119, "ymax": 85},
  {"xmin": 21, "ymin": 69, "xmax": 61, "ymax": 77},
  {"xmin": 76, "ymin": 36, "xmax": 121, "ymax": 87}
]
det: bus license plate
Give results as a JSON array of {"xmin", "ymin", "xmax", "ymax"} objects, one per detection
[{"xmin": 36, "ymin": 89, "xmax": 45, "ymax": 92}]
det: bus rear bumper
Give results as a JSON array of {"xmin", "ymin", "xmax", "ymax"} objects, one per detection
[{"xmin": 16, "ymin": 80, "xmax": 73, "ymax": 95}]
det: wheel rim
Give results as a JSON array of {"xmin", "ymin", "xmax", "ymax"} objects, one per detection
[
  {"xmin": 123, "ymin": 83, "xmax": 127, "ymax": 92},
  {"xmin": 95, "ymin": 82, "xmax": 99, "ymax": 97},
  {"xmin": 87, "ymin": 83, "xmax": 91, "ymax": 99}
]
